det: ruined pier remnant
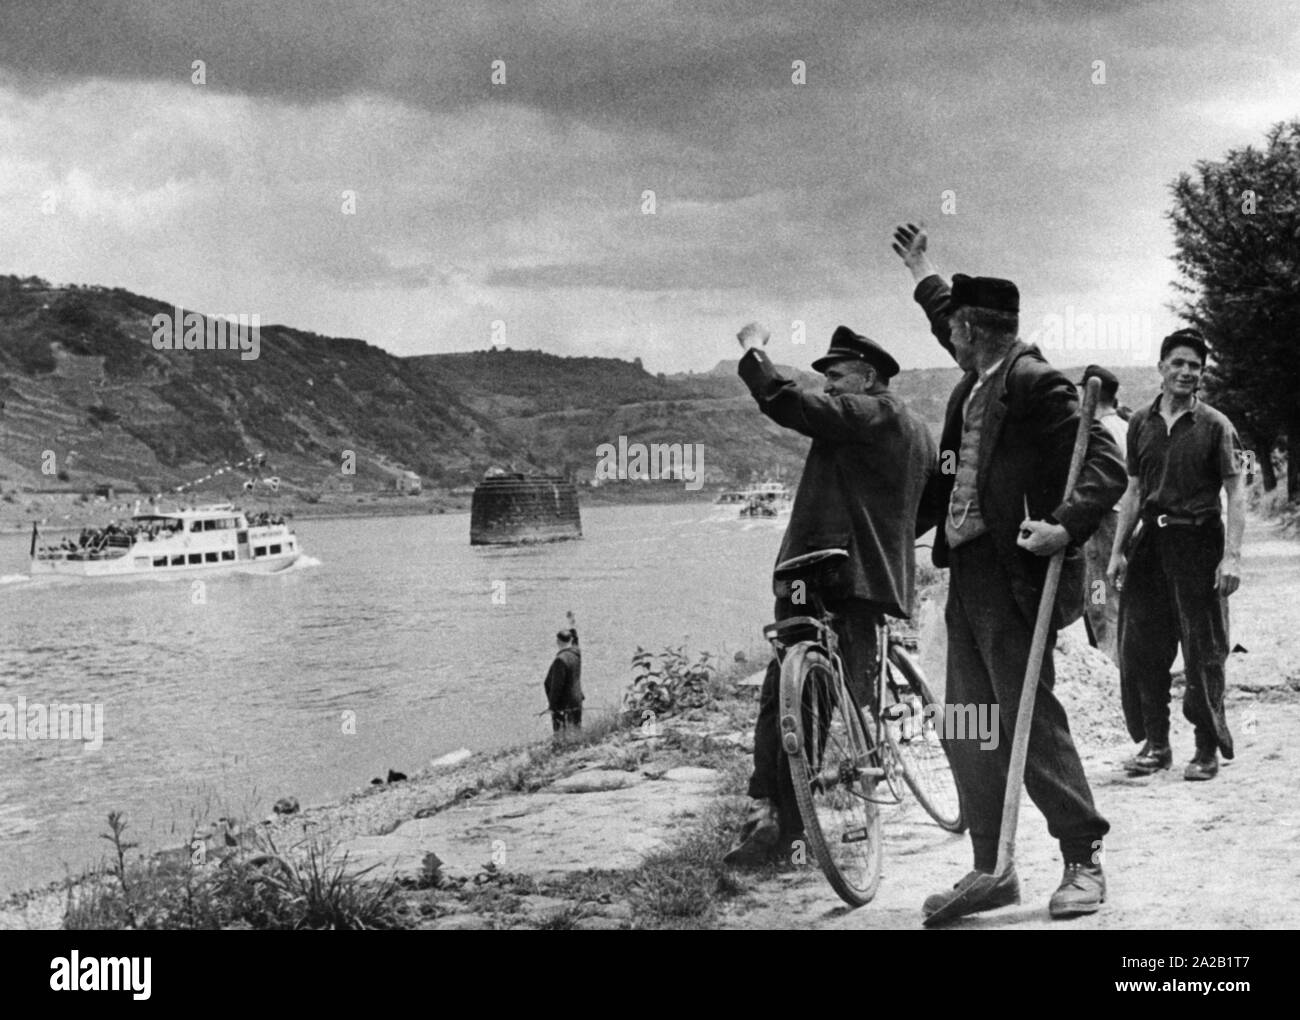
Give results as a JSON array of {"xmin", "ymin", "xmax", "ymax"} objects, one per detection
[{"xmin": 469, "ymin": 472, "xmax": 582, "ymax": 546}]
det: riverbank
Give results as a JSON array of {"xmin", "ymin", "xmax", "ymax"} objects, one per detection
[
  {"xmin": 0, "ymin": 643, "xmax": 765, "ymax": 930},
  {"xmin": 7, "ymin": 512, "xmax": 1295, "ymax": 930}
]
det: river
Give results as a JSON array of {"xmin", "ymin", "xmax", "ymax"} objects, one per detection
[{"xmin": 0, "ymin": 501, "xmax": 787, "ymax": 895}]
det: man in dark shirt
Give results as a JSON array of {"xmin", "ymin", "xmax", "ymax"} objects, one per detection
[
  {"xmin": 722, "ymin": 321, "xmax": 937, "ymax": 866},
  {"xmin": 1107, "ymin": 329, "xmax": 1245, "ymax": 780}
]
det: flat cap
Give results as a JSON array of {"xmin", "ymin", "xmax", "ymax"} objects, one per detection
[
  {"xmin": 1160, "ymin": 328, "xmax": 1208, "ymax": 363},
  {"xmin": 811, "ymin": 325, "xmax": 901, "ymax": 379},
  {"xmin": 1078, "ymin": 364, "xmax": 1119, "ymax": 399}
]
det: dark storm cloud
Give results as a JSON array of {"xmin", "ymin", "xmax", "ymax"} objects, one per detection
[
  {"xmin": 0, "ymin": 0, "xmax": 864, "ymax": 127},
  {"xmin": 1, "ymin": 1, "xmax": 1296, "ymax": 369}
]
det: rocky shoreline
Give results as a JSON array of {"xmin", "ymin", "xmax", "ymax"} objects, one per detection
[{"xmin": 0, "ymin": 642, "xmax": 767, "ymax": 930}]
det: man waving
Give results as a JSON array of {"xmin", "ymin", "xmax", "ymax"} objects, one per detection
[{"xmin": 723, "ymin": 321, "xmax": 938, "ymax": 865}]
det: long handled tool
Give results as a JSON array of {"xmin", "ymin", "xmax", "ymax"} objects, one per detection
[{"xmin": 924, "ymin": 376, "xmax": 1101, "ymax": 927}]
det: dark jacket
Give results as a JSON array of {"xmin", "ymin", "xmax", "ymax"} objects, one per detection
[
  {"xmin": 738, "ymin": 347, "xmax": 938, "ymax": 619},
  {"xmin": 913, "ymin": 275, "xmax": 1126, "ymax": 630},
  {"xmin": 544, "ymin": 647, "xmax": 582, "ymax": 711}
]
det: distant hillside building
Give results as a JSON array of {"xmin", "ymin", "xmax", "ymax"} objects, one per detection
[{"xmin": 395, "ymin": 470, "xmax": 422, "ymax": 494}]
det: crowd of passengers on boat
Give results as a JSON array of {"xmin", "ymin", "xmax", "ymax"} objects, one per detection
[{"xmin": 49, "ymin": 511, "xmax": 289, "ymax": 557}]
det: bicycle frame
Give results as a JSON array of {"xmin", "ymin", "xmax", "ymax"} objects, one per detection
[{"xmin": 765, "ymin": 590, "xmax": 905, "ymax": 806}]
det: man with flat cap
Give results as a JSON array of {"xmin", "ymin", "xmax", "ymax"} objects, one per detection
[
  {"xmin": 892, "ymin": 223, "xmax": 1126, "ymax": 922},
  {"xmin": 723, "ymin": 321, "xmax": 938, "ymax": 866},
  {"xmin": 1079, "ymin": 365, "xmax": 1128, "ymax": 663},
  {"xmin": 1107, "ymin": 328, "xmax": 1244, "ymax": 781}
]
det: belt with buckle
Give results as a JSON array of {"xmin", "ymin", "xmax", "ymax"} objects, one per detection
[{"xmin": 1147, "ymin": 510, "xmax": 1217, "ymax": 528}]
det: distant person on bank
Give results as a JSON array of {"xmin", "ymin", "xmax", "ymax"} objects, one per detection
[
  {"xmin": 1107, "ymin": 329, "xmax": 1245, "ymax": 781},
  {"xmin": 545, "ymin": 628, "xmax": 583, "ymax": 735},
  {"xmin": 1079, "ymin": 365, "xmax": 1128, "ymax": 664}
]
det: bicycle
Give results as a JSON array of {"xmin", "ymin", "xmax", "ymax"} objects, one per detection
[{"xmin": 764, "ymin": 547, "xmax": 965, "ymax": 907}]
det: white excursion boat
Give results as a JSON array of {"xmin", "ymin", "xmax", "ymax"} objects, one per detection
[
  {"xmin": 30, "ymin": 503, "xmax": 303, "ymax": 578},
  {"xmin": 734, "ymin": 482, "xmax": 794, "ymax": 518}
]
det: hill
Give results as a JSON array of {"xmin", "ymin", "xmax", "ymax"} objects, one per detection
[
  {"xmin": 0, "ymin": 276, "xmax": 517, "ymax": 495},
  {"xmin": 0, "ymin": 275, "xmax": 1164, "ymax": 500}
]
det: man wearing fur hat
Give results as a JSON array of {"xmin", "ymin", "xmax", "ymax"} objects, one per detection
[
  {"xmin": 723, "ymin": 321, "xmax": 938, "ymax": 866},
  {"xmin": 892, "ymin": 223, "xmax": 1126, "ymax": 923}
]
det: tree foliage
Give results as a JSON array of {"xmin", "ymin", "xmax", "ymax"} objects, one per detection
[{"xmin": 1168, "ymin": 120, "xmax": 1300, "ymax": 497}]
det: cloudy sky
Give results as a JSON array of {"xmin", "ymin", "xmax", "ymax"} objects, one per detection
[{"xmin": 1, "ymin": 0, "xmax": 1296, "ymax": 373}]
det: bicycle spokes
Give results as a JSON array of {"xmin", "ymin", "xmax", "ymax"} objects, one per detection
[{"xmin": 785, "ymin": 650, "xmax": 884, "ymax": 906}]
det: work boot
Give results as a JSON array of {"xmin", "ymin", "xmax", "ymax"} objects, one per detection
[
  {"xmin": 1120, "ymin": 741, "xmax": 1150, "ymax": 771},
  {"xmin": 1184, "ymin": 750, "xmax": 1220, "ymax": 781},
  {"xmin": 1185, "ymin": 731, "xmax": 1220, "ymax": 781},
  {"xmin": 1124, "ymin": 741, "xmax": 1172, "ymax": 776},
  {"xmin": 772, "ymin": 830, "xmax": 810, "ymax": 869},
  {"xmin": 722, "ymin": 798, "xmax": 780, "ymax": 868},
  {"xmin": 1049, "ymin": 861, "xmax": 1106, "ymax": 918},
  {"xmin": 921, "ymin": 868, "xmax": 1020, "ymax": 923}
]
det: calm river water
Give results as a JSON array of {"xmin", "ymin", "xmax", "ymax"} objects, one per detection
[{"xmin": 0, "ymin": 501, "xmax": 786, "ymax": 895}]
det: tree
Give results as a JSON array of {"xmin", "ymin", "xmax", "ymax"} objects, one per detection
[{"xmin": 1168, "ymin": 119, "xmax": 1300, "ymax": 499}]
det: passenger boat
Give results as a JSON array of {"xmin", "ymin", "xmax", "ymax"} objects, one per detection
[
  {"xmin": 731, "ymin": 482, "xmax": 794, "ymax": 518},
  {"xmin": 29, "ymin": 503, "xmax": 302, "ymax": 577}
]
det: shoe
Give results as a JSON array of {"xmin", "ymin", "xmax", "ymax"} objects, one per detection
[
  {"xmin": 1124, "ymin": 742, "xmax": 1172, "ymax": 775},
  {"xmin": 1049, "ymin": 862, "xmax": 1106, "ymax": 918},
  {"xmin": 922, "ymin": 868, "xmax": 1020, "ymax": 922},
  {"xmin": 1120, "ymin": 741, "xmax": 1150, "ymax": 770},
  {"xmin": 722, "ymin": 799, "xmax": 780, "ymax": 868},
  {"xmin": 1184, "ymin": 751, "xmax": 1219, "ymax": 781},
  {"xmin": 772, "ymin": 831, "xmax": 809, "ymax": 868}
]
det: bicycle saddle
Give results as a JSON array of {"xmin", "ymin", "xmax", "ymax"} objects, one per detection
[{"xmin": 773, "ymin": 547, "xmax": 849, "ymax": 583}]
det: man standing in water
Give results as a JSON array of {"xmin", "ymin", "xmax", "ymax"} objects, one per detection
[{"xmin": 723, "ymin": 321, "xmax": 938, "ymax": 866}]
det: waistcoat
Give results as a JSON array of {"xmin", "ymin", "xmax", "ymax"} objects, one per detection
[{"xmin": 945, "ymin": 374, "xmax": 999, "ymax": 548}]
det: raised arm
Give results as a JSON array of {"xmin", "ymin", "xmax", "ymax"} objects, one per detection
[
  {"xmin": 891, "ymin": 223, "xmax": 957, "ymax": 360},
  {"xmin": 737, "ymin": 347, "xmax": 896, "ymax": 443}
]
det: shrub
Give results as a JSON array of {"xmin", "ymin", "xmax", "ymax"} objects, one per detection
[{"xmin": 622, "ymin": 645, "xmax": 716, "ymax": 723}]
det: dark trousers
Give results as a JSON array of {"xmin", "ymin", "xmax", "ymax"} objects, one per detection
[
  {"xmin": 946, "ymin": 534, "xmax": 1108, "ymax": 868},
  {"xmin": 551, "ymin": 708, "xmax": 582, "ymax": 733},
  {"xmin": 1118, "ymin": 521, "xmax": 1234, "ymax": 757},
  {"xmin": 748, "ymin": 596, "xmax": 881, "ymax": 834}
]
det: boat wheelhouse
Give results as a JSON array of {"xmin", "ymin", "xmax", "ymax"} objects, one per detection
[{"xmin": 30, "ymin": 503, "xmax": 302, "ymax": 577}]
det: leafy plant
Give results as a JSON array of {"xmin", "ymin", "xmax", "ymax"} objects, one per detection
[{"xmin": 622, "ymin": 645, "xmax": 717, "ymax": 722}]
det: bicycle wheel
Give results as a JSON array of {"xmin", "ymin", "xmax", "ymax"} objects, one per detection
[
  {"xmin": 779, "ymin": 643, "xmax": 883, "ymax": 907},
  {"xmin": 883, "ymin": 644, "xmax": 966, "ymax": 833}
]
